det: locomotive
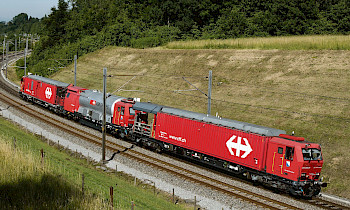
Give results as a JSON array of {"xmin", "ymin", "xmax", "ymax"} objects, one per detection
[{"xmin": 19, "ymin": 74, "xmax": 327, "ymax": 197}]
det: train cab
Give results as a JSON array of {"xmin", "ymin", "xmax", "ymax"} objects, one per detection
[
  {"xmin": 112, "ymin": 98, "xmax": 137, "ymax": 128},
  {"xmin": 265, "ymin": 134, "xmax": 326, "ymax": 197},
  {"xmin": 63, "ymin": 85, "xmax": 87, "ymax": 116}
]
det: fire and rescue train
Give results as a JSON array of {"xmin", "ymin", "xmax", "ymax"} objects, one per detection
[{"xmin": 20, "ymin": 74, "xmax": 327, "ymax": 197}]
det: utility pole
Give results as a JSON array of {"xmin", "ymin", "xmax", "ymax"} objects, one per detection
[
  {"xmin": 26, "ymin": 37, "xmax": 28, "ymax": 51},
  {"xmin": 31, "ymin": 34, "xmax": 34, "ymax": 49},
  {"xmin": 5, "ymin": 41, "xmax": 9, "ymax": 78},
  {"xmin": 207, "ymin": 70, "xmax": 212, "ymax": 115},
  {"xmin": 102, "ymin": 67, "xmax": 107, "ymax": 163},
  {"xmin": 74, "ymin": 55, "xmax": 77, "ymax": 86},
  {"xmin": 15, "ymin": 35, "xmax": 17, "ymax": 53},
  {"xmin": 2, "ymin": 37, "xmax": 5, "ymax": 62},
  {"xmin": 24, "ymin": 37, "xmax": 28, "ymax": 76}
]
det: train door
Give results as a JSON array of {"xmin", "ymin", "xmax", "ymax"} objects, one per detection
[
  {"xmin": 266, "ymin": 138, "xmax": 297, "ymax": 179},
  {"xmin": 266, "ymin": 140, "xmax": 286, "ymax": 176},
  {"xmin": 30, "ymin": 80, "xmax": 35, "ymax": 96},
  {"xmin": 112, "ymin": 104, "xmax": 125, "ymax": 126},
  {"xmin": 272, "ymin": 145, "xmax": 286, "ymax": 175}
]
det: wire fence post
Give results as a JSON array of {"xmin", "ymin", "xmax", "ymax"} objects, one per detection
[
  {"xmin": 194, "ymin": 195, "xmax": 196, "ymax": 210},
  {"xmin": 40, "ymin": 148, "xmax": 44, "ymax": 166},
  {"xmin": 82, "ymin": 173, "xmax": 85, "ymax": 196},
  {"xmin": 153, "ymin": 182, "xmax": 156, "ymax": 195},
  {"xmin": 131, "ymin": 201, "xmax": 134, "ymax": 210},
  {"xmin": 110, "ymin": 186, "xmax": 114, "ymax": 209},
  {"xmin": 13, "ymin": 137, "xmax": 16, "ymax": 152},
  {"xmin": 172, "ymin": 188, "xmax": 175, "ymax": 204}
]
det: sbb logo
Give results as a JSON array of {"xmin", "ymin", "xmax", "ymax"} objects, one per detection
[
  {"xmin": 45, "ymin": 87, "xmax": 52, "ymax": 99},
  {"xmin": 226, "ymin": 135, "xmax": 253, "ymax": 159}
]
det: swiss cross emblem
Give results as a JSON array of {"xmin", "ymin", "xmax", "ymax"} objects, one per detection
[
  {"xmin": 90, "ymin": 100, "xmax": 96, "ymax": 105},
  {"xmin": 226, "ymin": 135, "xmax": 253, "ymax": 159},
  {"xmin": 45, "ymin": 87, "xmax": 52, "ymax": 99}
]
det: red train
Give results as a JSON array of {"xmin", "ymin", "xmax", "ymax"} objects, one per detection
[{"xmin": 19, "ymin": 74, "xmax": 327, "ymax": 197}]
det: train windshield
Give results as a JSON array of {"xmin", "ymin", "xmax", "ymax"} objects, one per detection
[{"xmin": 302, "ymin": 148, "xmax": 322, "ymax": 161}]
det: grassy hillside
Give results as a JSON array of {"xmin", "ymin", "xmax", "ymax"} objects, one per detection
[
  {"xmin": 50, "ymin": 46, "xmax": 350, "ymax": 198},
  {"xmin": 0, "ymin": 117, "xmax": 190, "ymax": 209}
]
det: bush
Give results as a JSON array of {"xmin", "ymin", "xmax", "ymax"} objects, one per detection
[{"xmin": 131, "ymin": 37, "xmax": 161, "ymax": 48}]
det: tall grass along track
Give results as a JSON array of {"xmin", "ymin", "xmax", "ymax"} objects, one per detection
[
  {"xmin": 2, "ymin": 75, "xmax": 349, "ymax": 209},
  {"xmin": 165, "ymin": 35, "xmax": 350, "ymax": 50}
]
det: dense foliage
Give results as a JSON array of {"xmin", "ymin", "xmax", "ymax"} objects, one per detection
[
  {"xmin": 0, "ymin": 13, "xmax": 41, "ymax": 35},
  {"xmin": 11, "ymin": 0, "xmax": 350, "ymax": 76}
]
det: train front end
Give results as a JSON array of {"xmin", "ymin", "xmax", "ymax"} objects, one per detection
[
  {"xmin": 266, "ymin": 134, "xmax": 327, "ymax": 197},
  {"xmin": 294, "ymin": 143, "xmax": 327, "ymax": 197}
]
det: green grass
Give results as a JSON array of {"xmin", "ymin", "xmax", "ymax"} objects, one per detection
[
  {"xmin": 165, "ymin": 35, "xmax": 350, "ymax": 50},
  {"xmin": 0, "ymin": 117, "xmax": 189, "ymax": 209}
]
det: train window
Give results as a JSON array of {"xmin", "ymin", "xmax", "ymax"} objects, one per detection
[
  {"xmin": 129, "ymin": 107, "xmax": 135, "ymax": 115},
  {"xmin": 121, "ymin": 107, "xmax": 125, "ymax": 115},
  {"xmin": 118, "ymin": 107, "xmax": 120, "ymax": 112},
  {"xmin": 285, "ymin": 147, "xmax": 294, "ymax": 160},
  {"xmin": 31, "ymin": 81, "xmax": 33, "ymax": 90},
  {"xmin": 302, "ymin": 148, "xmax": 323, "ymax": 161},
  {"xmin": 66, "ymin": 93, "xmax": 70, "ymax": 98},
  {"xmin": 278, "ymin": 147, "xmax": 283, "ymax": 154}
]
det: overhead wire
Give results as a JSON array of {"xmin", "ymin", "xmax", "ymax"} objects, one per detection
[
  {"xmin": 107, "ymin": 76, "xmax": 350, "ymax": 123},
  {"xmin": 58, "ymin": 69, "xmax": 349, "ymax": 124}
]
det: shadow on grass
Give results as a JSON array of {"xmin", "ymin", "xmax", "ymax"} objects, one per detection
[{"xmin": 0, "ymin": 173, "xmax": 86, "ymax": 209}]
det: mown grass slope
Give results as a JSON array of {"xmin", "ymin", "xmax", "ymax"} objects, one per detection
[
  {"xmin": 0, "ymin": 117, "xmax": 190, "ymax": 209},
  {"xmin": 48, "ymin": 46, "xmax": 349, "ymax": 198}
]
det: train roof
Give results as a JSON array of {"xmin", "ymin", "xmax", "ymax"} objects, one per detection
[
  {"xmin": 162, "ymin": 107, "xmax": 286, "ymax": 136},
  {"xmin": 27, "ymin": 75, "xmax": 70, "ymax": 88},
  {"xmin": 80, "ymin": 89, "xmax": 125, "ymax": 105},
  {"xmin": 133, "ymin": 102, "xmax": 286, "ymax": 137},
  {"xmin": 133, "ymin": 102, "xmax": 164, "ymax": 114}
]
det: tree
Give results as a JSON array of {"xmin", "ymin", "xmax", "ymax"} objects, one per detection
[{"xmin": 42, "ymin": 0, "xmax": 69, "ymax": 46}]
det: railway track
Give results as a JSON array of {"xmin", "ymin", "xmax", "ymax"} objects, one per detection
[
  {"xmin": 1, "ymin": 67, "xmax": 349, "ymax": 209},
  {"xmin": 1, "ymin": 51, "xmax": 27, "ymax": 62}
]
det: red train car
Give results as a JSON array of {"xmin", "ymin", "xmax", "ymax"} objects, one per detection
[
  {"xmin": 132, "ymin": 103, "xmax": 326, "ymax": 197},
  {"xmin": 155, "ymin": 112, "xmax": 272, "ymax": 171},
  {"xmin": 20, "ymin": 75, "xmax": 70, "ymax": 108}
]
